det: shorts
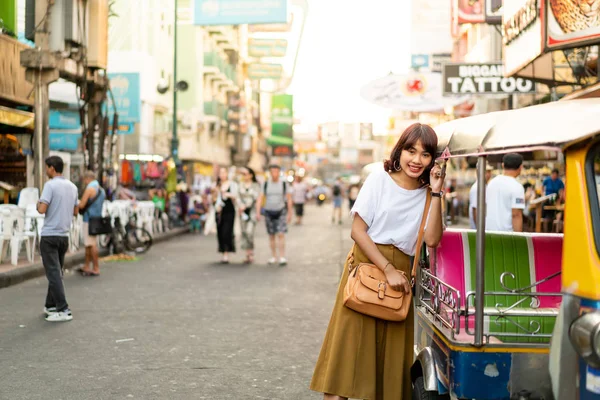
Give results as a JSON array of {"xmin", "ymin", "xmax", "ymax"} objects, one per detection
[
  {"xmin": 294, "ymin": 203, "xmax": 304, "ymax": 217},
  {"xmin": 265, "ymin": 209, "xmax": 288, "ymax": 235},
  {"xmin": 333, "ymin": 196, "xmax": 343, "ymax": 208},
  {"xmin": 82, "ymin": 222, "xmax": 97, "ymax": 247}
]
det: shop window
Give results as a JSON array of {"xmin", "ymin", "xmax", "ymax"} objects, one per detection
[{"xmin": 586, "ymin": 142, "xmax": 600, "ymax": 255}]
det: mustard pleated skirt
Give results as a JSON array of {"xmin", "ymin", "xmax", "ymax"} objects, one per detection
[{"xmin": 310, "ymin": 243, "xmax": 414, "ymax": 400}]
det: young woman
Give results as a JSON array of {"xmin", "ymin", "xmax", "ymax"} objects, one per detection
[
  {"xmin": 310, "ymin": 123, "xmax": 446, "ymax": 400},
  {"xmin": 238, "ymin": 167, "xmax": 261, "ymax": 264},
  {"xmin": 215, "ymin": 167, "xmax": 238, "ymax": 264}
]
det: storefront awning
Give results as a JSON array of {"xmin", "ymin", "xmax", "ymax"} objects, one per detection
[
  {"xmin": 561, "ymin": 82, "xmax": 600, "ymax": 101},
  {"xmin": 0, "ymin": 106, "xmax": 34, "ymax": 130}
]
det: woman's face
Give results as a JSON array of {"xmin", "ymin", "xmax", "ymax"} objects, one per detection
[
  {"xmin": 239, "ymin": 168, "xmax": 250, "ymax": 182},
  {"xmin": 219, "ymin": 168, "xmax": 228, "ymax": 181},
  {"xmin": 399, "ymin": 139, "xmax": 433, "ymax": 180}
]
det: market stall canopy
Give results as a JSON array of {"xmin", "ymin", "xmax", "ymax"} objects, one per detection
[
  {"xmin": 435, "ymin": 99, "xmax": 600, "ymax": 157},
  {"xmin": 0, "ymin": 106, "xmax": 34, "ymax": 130}
]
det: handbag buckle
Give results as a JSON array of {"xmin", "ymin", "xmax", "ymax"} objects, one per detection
[{"xmin": 377, "ymin": 282, "xmax": 386, "ymax": 299}]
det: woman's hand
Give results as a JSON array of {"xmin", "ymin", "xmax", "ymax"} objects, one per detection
[
  {"xmin": 430, "ymin": 161, "xmax": 446, "ymax": 193},
  {"xmin": 384, "ymin": 264, "xmax": 411, "ymax": 294}
]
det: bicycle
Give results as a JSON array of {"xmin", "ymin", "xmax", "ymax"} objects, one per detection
[{"xmin": 99, "ymin": 214, "xmax": 153, "ymax": 255}]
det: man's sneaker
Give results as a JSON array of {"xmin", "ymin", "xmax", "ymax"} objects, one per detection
[
  {"xmin": 45, "ymin": 309, "xmax": 73, "ymax": 322},
  {"xmin": 268, "ymin": 257, "xmax": 277, "ymax": 265},
  {"xmin": 279, "ymin": 258, "xmax": 287, "ymax": 266},
  {"xmin": 44, "ymin": 307, "xmax": 57, "ymax": 316}
]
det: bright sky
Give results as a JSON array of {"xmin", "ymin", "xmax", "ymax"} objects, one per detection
[{"xmin": 288, "ymin": 0, "xmax": 412, "ymax": 133}]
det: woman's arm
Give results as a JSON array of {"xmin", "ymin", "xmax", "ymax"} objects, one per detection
[
  {"xmin": 351, "ymin": 215, "xmax": 411, "ymax": 293},
  {"xmin": 423, "ymin": 197, "xmax": 443, "ymax": 247},
  {"xmin": 423, "ymin": 162, "xmax": 447, "ymax": 248}
]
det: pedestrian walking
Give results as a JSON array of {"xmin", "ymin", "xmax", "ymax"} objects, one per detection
[
  {"xmin": 188, "ymin": 199, "xmax": 208, "ymax": 234},
  {"xmin": 331, "ymin": 178, "xmax": 343, "ymax": 225},
  {"xmin": 347, "ymin": 183, "xmax": 359, "ymax": 210},
  {"xmin": 215, "ymin": 167, "xmax": 238, "ymax": 263},
  {"xmin": 292, "ymin": 175, "xmax": 309, "ymax": 225},
  {"xmin": 310, "ymin": 123, "xmax": 445, "ymax": 400},
  {"xmin": 256, "ymin": 164, "xmax": 293, "ymax": 266},
  {"xmin": 77, "ymin": 170, "xmax": 105, "ymax": 276},
  {"xmin": 468, "ymin": 164, "xmax": 493, "ymax": 229},
  {"xmin": 485, "ymin": 153, "xmax": 526, "ymax": 232},
  {"xmin": 238, "ymin": 167, "xmax": 260, "ymax": 264},
  {"xmin": 36, "ymin": 156, "xmax": 79, "ymax": 322}
]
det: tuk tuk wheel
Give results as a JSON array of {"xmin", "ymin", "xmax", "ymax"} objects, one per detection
[{"xmin": 412, "ymin": 376, "xmax": 450, "ymax": 400}]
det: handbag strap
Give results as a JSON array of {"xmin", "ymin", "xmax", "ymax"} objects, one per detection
[{"xmin": 411, "ymin": 189, "xmax": 432, "ymax": 279}]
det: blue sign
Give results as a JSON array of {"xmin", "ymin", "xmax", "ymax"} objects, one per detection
[
  {"xmin": 411, "ymin": 54, "xmax": 430, "ymax": 69},
  {"xmin": 49, "ymin": 133, "xmax": 79, "ymax": 151},
  {"xmin": 193, "ymin": 0, "xmax": 287, "ymax": 26},
  {"xmin": 107, "ymin": 73, "xmax": 141, "ymax": 124},
  {"xmin": 49, "ymin": 109, "xmax": 80, "ymax": 130}
]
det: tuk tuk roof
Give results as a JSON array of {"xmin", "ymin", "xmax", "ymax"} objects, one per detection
[{"xmin": 435, "ymin": 98, "xmax": 600, "ymax": 158}]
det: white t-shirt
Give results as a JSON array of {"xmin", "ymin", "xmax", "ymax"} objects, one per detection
[
  {"xmin": 485, "ymin": 174, "xmax": 525, "ymax": 232},
  {"xmin": 350, "ymin": 169, "xmax": 429, "ymax": 256},
  {"xmin": 292, "ymin": 182, "xmax": 308, "ymax": 204},
  {"xmin": 469, "ymin": 182, "xmax": 478, "ymax": 229}
]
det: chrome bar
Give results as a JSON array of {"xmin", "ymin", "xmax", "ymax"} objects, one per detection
[{"xmin": 474, "ymin": 156, "xmax": 487, "ymax": 346}]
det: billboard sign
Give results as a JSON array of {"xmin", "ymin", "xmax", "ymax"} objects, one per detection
[
  {"xmin": 248, "ymin": 38, "xmax": 288, "ymax": 58},
  {"xmin": 546, "ymin": 0, "xmax": 600, "ymax": 50},
  {"xmin": 107, "ymin": 73, "xmax": 141, "ymax": 124},
  {"xmin": 431, "ymin": 53, "xmax": 452, "ymax": 73},
  {"xmin": 443, "ymin": 63, "xmax": 536, "ymax": 95},
  {"xmin": 193, "ymin": 0, "xmax": 287, "ymax": 26},
  {"xmin": 458, "ymin": 0, "xmax": 485, "ymax": 24},
  {"xmin": 269, "ymin": 94, "xmax": 293, "ymax": 157},
  {"xmin": 502, "ymin": 0, "xmax": 544, "ymax": 76},
  {"xmin": 486, "ymin": 0, "xmax": 503, "ymax": 24},
  {"xmin": 248, "ymin": 63, "xmax": 284, "ymax": 80}
]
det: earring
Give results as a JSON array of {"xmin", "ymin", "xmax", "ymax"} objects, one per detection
[{"xmin": 393, "ymin": 160, "xmax": 401, "ymax": 172}]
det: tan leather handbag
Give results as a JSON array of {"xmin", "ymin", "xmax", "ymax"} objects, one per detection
[{"xmin": 343, "ymin": 192, "xmax": 432, "ymax": 322}]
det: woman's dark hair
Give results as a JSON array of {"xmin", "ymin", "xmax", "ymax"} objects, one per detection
[
  {"xmin": 45, "ymin": 155, "xmax": 64, "ymax": 173},
  {"xmin": 246, "ymin": 167, "xmax": 257, "ymax": 183},
  {"xmin": 384, "ymin": 123, "xmax": 438, "ymax": 185}
]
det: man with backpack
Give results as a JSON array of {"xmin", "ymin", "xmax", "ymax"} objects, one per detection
[
  {"xmin": 332, "ymin": 178, "xmax": 344, "ymax": 225},
  {"xmin": 256, "ymin": 164, "xmax": 293, "ymax": 266}
]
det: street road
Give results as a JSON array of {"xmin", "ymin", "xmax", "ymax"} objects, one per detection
[{"xmin": 0, "ymin": 204, "xmax": 352, "ymax": 400}]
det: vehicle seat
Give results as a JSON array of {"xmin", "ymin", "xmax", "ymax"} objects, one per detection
[{"xmin": 432, "ymin": 229, "xmax": 563, "ymax": 343}]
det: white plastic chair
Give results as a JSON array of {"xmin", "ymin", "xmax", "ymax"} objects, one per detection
[
  {"xmin": 18, "ymin": 188, "xmax": 39, "ymax": 208},
  {"xmin": 1, "ymin": 208, "xmax": 35, "ymax": 266}
]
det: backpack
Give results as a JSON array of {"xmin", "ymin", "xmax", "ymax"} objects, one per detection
[
  {"xmin": 264, "ymin": 180, "xmax": 287, "ymax": 195},
  {"xmin": 333, "ymin": 185, "xmax": 341, "ymax": 196}
]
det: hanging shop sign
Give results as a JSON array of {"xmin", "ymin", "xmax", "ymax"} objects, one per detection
[
  {"xmin": 360, "ymin": 73, "xmax": 468, "ymax": 112},
  {"xmin": 49, "ymin": 109, "xmax": 81, "ymax": 151},
  {"xmin": 458, "ymin": 0, "xmax": 485, "ymax": 24},
  {"xmin": 431, "ymin": 53, "xmax": 452, "ymax": 73},
  {"xmin": 248, "ymin": 38, "xmax": 288, "ymax": 57},
  {"xmin": 546, "ymin": 0, "xmax": 600, "ymax": 50},
  {"xmin": 502, "ymin": 0, "xmax": 544, "ymax": 76},
  {"xmin": 443, "ymin": 63, "xmax": 536, "ymax": 95},
  {"xmin": 268, "ymin": 94, "xmax": 293, "ymax": 157},
  {"xmin": 486, "ymin": 0, "xmax": 503, "ymax": 24},
  {"xmin": 359, "ymin": 123, "xmax": 373, "ymax": 142},
  {"xmin": 248, "ymin": 63, "xmax": 283, "ymax": 80},
  {"xmin": 107, "ymin": 72, "xmax": 141, "ymax": 124},
  {"xmin": 411, "ymin": 54, "xmax": 430, "ymax": 70},
  {"xmin": 193, "ymin": 0, "xmax": 287, "ymax": 26}
]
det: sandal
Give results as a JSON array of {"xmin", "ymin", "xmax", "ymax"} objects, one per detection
[{"xmin": 78, "ymin": 269, "xmax": 99, "ymax": 277}]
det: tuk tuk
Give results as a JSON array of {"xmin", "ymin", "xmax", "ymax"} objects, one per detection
[{"xmin": 411, "ymin": 98, "xmax": 600, "ymax": 400}]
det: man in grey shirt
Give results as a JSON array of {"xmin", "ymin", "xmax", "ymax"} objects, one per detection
[
  {"xmin": 256, "ymin": 164, "xmax": 293, "ymax": 266},
  {"xmin": 37, "ymin": 156, "xmax": 78, "ymax": 322}
]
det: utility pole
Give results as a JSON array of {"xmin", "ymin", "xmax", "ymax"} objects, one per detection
[
  {"xmin": 21, "ymin": 0, "xmax": 59, "ymax": 191},
  {"xmin": 171, "ymin": 0, "xmax": 180, "ymax": 165}
]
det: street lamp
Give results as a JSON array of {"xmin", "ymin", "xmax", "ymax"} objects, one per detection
[{"xmin": 172, "ymin": 0, "xmax": 179, "ymax": 165}]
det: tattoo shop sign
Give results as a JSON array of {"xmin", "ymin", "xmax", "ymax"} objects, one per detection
[{"xmin": 442, "ymin": 62, "xmax": 535, "ymax": 95}]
